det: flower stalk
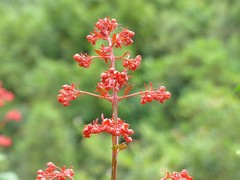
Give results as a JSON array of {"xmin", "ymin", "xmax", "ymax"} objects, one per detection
[
  {"xmin": 111, "ymin": 84, "xmax": 119, "ymax": 180},
  {"xmin": 54, "ymin": 17, "xmax": 171, "ymax": 180}
]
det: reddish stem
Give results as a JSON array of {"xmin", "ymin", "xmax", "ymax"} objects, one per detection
[
  {"xmin": 119, "ymin": 91, "xmax": 149, "ymax": 100},
  {"xmin": 108, "ymin": 36, "xmax": 119, "ymax": 180},
  {"xmin": 111, "ymin": 94, "xmax": 119, "ymax": 180},
  {"xmin": 79, "ymin": 90, "xmax": 112, "ymax": 102}
]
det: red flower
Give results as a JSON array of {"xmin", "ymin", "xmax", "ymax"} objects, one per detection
[
  {"xmin": 115, "ymin": 28, "xmax": 135, "ymax": 48},
  {"xmin": 97, "ymin": 68, "xmax": 129, "ymax": 92},
  {"xmin": 57, "ymin": 84, "xmax": 80, "ymax": 106},
  {"xmin": 83, "ymin": 115, "xmax": 134, "ymax": 143},
  {"xmin": 95, "ymin": 17, "xmax": 118, "ymax": 37},
  {"xmin": 122, "ymin": 55, "xmax": 142, "ymax": 71},
  {"xmin": 4, "ymin": 110, "xmax": 22, "ymax": 122},
  {"xmin": 0, "ymin": 82, "xmax": 14, "ymax": 107},
  {"xmin": 86, "ymin": 32, "xmax": 99, "ymax": 45},
  {"xmin": 0, "ymin": 135, "xmax": 12, "ymax": 147},
  {"xmin": 87, "ymin": 17, "xmax": 118, "ymax": 45},
  {"xmin": 36, "ymin": 162, "xmax": 74, "ymax": 180},
  {"xmin": 73, "ymin": 53, "xmax": 92, "ymax": 68},
  {"xmin": 141, "ymin": 83, "xmax": 171, "ymax": 104},
  {"xmin": 161, "ymin": 169, "xmax": 193, "ymax": 180}
]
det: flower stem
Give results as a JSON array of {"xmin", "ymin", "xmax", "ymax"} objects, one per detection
[
  {"xmin": 111, "ymin": 107, "xmax": 118, "ymax": 180},
  {"xmin": 111, "ymin": 89, "xmax": 119, "ymax": 180},
  {"xmin": 109, "ymin": 37, "xmax": 119, "ymax": 180},
  {"xmin": 79, "ymin": 90, "xmax": 112, "ymax": 102}
]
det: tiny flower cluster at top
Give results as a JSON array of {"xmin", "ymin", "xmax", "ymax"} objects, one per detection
[
  {"xmin": 36, "ymin": 162, "xmax": 74, "ymax": 180},
  {"xmin": 161, "ymin": 169, "xmax": 193, "ymax": 180},
  {"xmin": 0, "ymin": 82, "xmax": 22, "ymax": 147},
  {"xmin": 86, "ymin": 17, "xmax": 118, "ymax": 44},
  {"xmin": 83, "ymin": 114, "xmax": 134, "ymax": 143}
]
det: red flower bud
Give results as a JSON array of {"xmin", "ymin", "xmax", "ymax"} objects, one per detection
[
  {"xmin": 73, "ymin": 53, "xmax": 92, "ymax": 68},
  {"xmin": 141, "ymin": 83, "xmax": 171, "ymax": 104},
  {"xmin": 115, "ymin": 29, "xmax": 135, "ymax": 48},
  {"xmin": 57, "ymin": 84, "xmax": 80, "ymax": 106}
]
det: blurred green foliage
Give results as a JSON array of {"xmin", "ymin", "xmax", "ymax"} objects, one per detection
[{"xmin": 0, "ymin": 0, "xmax": 240, "ymax": 179}]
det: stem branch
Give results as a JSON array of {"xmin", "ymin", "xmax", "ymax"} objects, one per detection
[{"xmin": 79, "ymin": 90, "xmax": 112, "ymax": 102}]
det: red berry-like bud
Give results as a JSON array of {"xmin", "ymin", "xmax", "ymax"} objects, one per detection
[
  {"xmin": 122, "ymin": 60, "xmax": 129, "ymax": 67},
  {"xmin": 101, "ymin": 72, "xmax": 108, "ymax": 80},
  {"xmin": 109, "ymin": 67, "xmax": 115, "ymax": 74},
  {"xmin": 47, "ymin": 162, "xmax": 55, "ymax": 168},
  {"xmin": 165, "ymin": 92, "xmax": 171, "ymax": 99},
  {"xmin": 73, "ymin": 54, "xmax": 80, "ymax": 61},
  {"xmin": 73, "ymin": 53, "xmax": 92, "ymax": 68},
  {"xmin": 125, "ymin": 136, "xmax": 132, "ymax": 143}
]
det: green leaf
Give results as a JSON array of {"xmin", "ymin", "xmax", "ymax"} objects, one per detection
[{"xmin": 112, "ymin": 142, "xmax": 128, "ymax": 152}]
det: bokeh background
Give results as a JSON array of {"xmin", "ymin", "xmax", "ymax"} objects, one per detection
[{"xmin": 1, "ymin": 0, "xmax": 240, "ymax": 179}]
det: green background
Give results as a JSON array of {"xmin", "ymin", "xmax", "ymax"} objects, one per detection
[{"xmin": 0, "ymin": 0, "xmax": 240, "ymax": 179}]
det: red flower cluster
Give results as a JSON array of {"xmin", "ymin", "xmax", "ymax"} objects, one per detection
[
  {"xmin": 57, "ymin": 84, "xmax": 80, "ymax": 106},
  {"xmin": 4, "ymin": 110, "xmax": 22, "ymax": 122},
  {"xmin": 0, "ymin": 82, "xmax": 22, "ymax": 148},
  {"xmin": 95, "ymin": 17, "xmax": 118, "ymax": 37},
  {"xmin": 73, "ymin": 53, "xmax": 92, "ymax": 68},
  {"xmin": 83, "ymin": 115, "xmax": 134, "ymax": 143},
  {"xmin": 161, "ymin": 169, "xmax": 193, "ymax": 180},
  {"xmin": 36, "ymin": 162, "xmax": 74, "ymax": 180},
  {"xmin": 87, "ymin": 17, "xmax": 118, "ymax": 45},
  {"xmin": 0, "ymin": 82, "xmax": 14, "ymax": 107},
  {"xmin": 123, "ymin": 55, "xmax": 142, "ymax": 71},
  {"xmin": 97, "ymin": 68, "xmax": 129, "ymax": 92},
  {"xmin": 141, "ymin": 84, "xmax": 171, "ymax": 104},
  {"xmin": 86, "ymin": 17, "xmax": 135, "ymax": 50},
  {"xmin": 115, "ymin": 29, "xmax": 135, "ymax": 48},
  {"xmin": 0, "ymin": 135, "xmax": 12, "ymax": 147}
]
